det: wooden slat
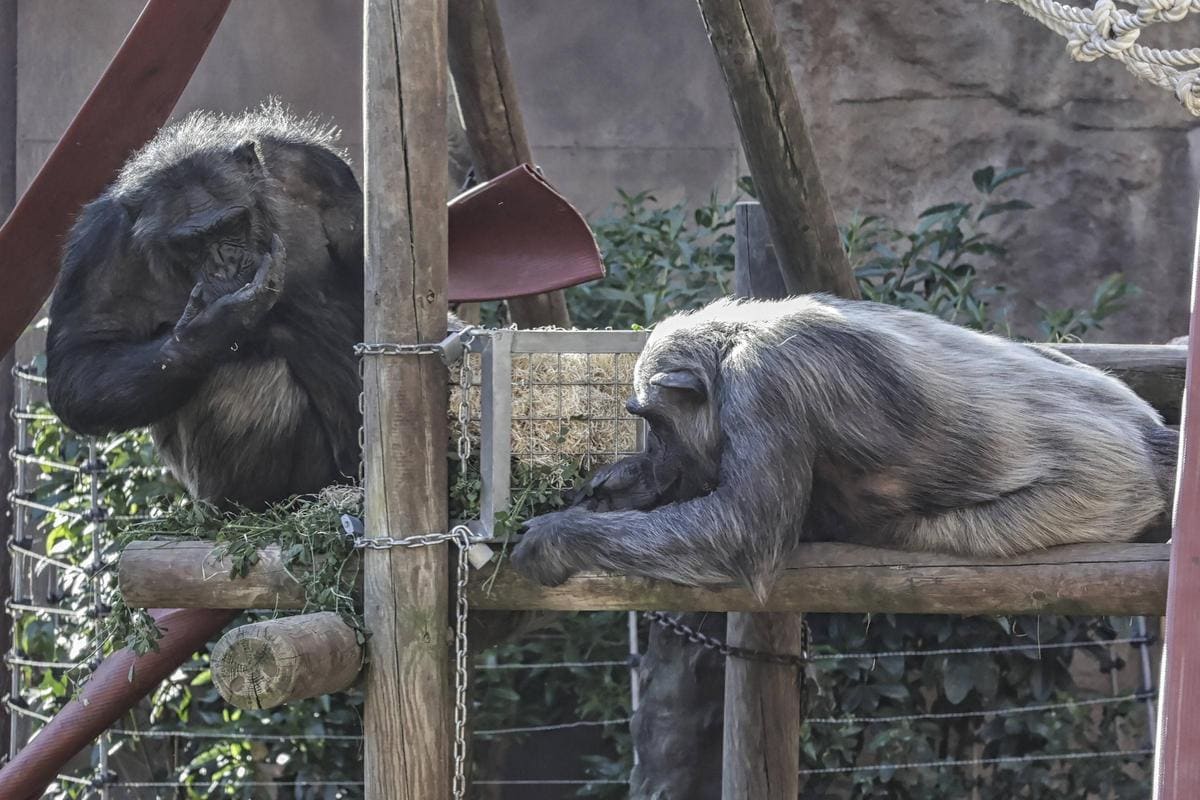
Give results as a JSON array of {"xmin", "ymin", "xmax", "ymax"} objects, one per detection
[
  {"xmin": 1056, "ymin": 343, "xmax": 1186, "ymax": 424},
  {"xmin": 119, "ymin": 541, "xmax": 1169, "ymax": 616},
  {"xmin": 362, "ymin": 2, "xmax": 452, "ymax": 799}
]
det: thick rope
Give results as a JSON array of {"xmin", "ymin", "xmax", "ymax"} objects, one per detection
[{"xmin": 995, "ymin": 0, "xmax": 1200, "ymax": 113}]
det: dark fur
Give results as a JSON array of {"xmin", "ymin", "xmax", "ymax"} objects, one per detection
[
  {"xmin": 513, "ymin": 296, "xmax": 1179, "ymax": 597},
  {"xmin": 47, "ymin": 105, "xmax": 364, "ymax": 508}
]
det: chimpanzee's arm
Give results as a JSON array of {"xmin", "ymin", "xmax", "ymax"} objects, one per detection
[{"xmin": 513, "ymin": 377, "xmax": 813, "ymax": 595}]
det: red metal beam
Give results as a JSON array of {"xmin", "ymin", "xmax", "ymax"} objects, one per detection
[
  {"xmin": 1154, "ymin": 201, "xmax": 1200, "ymax": 797},
  {"xmin": 0, "ymin": 0, "xmax": 231, "ymax": 354}
]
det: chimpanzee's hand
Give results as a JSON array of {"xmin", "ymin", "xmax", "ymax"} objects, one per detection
[
  {"xmin": 172, "ymin": 235, "xmax": 286, "ymax": 357},
  {"xmin": 568, "ymin": 454, "xmax": 667, "ymax": 512},
  {"xmin": 511, "ymin": 508, "xmax": 589, "ymax": 586}
]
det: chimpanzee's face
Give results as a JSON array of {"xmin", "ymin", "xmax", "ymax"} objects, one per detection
[
  {"xmin": 129, "ymin": 142, "xmax": 268, "ymax": 289},
  {"xmin": 626, "ymin": 334, "xmax": 722, "ymax": 484}
]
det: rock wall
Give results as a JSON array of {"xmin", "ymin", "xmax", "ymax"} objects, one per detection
[{"xmin": 775, "ymin": 0, "xmax": 1199, "ymax": 343}]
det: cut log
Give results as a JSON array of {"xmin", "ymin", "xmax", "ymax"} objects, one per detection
[
  {"xmin": 117, "ymin": 540, "xmax": 353, "ymax": 610},
  {"xmin": 120, "ymin": 540, "xmax": 1168, "ymax": 615},
  {"xmin": 211, "ymin": 612, "xmax": 363, "ymax": 710}
]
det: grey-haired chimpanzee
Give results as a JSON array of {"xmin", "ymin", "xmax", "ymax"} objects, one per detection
[
  {"xmin": 46, "ymin": 106, "xmax": 365, "ymax": 508},
  {"xmin": 512, "ymin": 295, "xmax": 1178, "ymax": 597}
]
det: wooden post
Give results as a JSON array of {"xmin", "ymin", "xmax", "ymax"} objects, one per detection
[
  {"xmin": 211, "ymin": 613, "xmax": 363, "ymax": 710},
  {"xmin": 720, "ymin": 200, "xmax": 805, "ymax": 800},
  {"xmin": 1152, "ymin": 197, "xmax": 1200, "ymax": 798},
  {"xmin": 447, "ymin": 0, "xmax": 571, "ymax": 328},
  {"xmin": 363, "ymin": 1, "xmax": 452, "ymax": 799},
  {"xmin": 696, "ymin": 0, "xmax": 859, "ymax": 300}
]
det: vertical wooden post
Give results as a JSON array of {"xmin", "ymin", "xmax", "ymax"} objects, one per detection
[
  {"xmin": 696, "ymin": 0, "xmax": 859, "ymax": 300},
  {"xmin": 447, "ymin": 0, "xmax": 571, "ymax": 328},
  {"xmin": 1153, "ymin": 196, "xmax": 1200, "ymax": 799},
  {"xmin": 362, "ymin": 2, "xmax": 451, "ymax": 799},
  {"xmin": 722, "ymin": 200, "xmax": 805, "ymax": 800}
]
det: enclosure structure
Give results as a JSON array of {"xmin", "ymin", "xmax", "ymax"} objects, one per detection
[{"xmin": 4, "ymin": 0, "xmax": 1200, "ymax": 798}]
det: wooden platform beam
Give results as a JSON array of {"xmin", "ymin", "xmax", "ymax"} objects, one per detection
[{"xmin": 119, "ymin": 541, "xmax": 1169, "ymax": 616}]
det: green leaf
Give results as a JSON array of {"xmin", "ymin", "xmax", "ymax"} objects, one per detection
[
  {"xmin": 978, "ymin": 199, "xmax": 1034, "ymax": 221},
  {"xmin": 973, "ymin": 166, "xmax": 996, "ymax": 193},
  {"xmin": 990, "ymin": 166, "xmax": 1028, "ymax": 191},
  {"xmin": 943, "ymin": 659, "xmax": 974, "ymax": 704}
]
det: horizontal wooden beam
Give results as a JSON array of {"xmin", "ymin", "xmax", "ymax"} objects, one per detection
[
  {"xmin": 470, "ymin": 542, "xmax": 1168, "ymax": 615},
  {"xmin": 1054, "ymin": 343, "xmax": 1185, "ymax": 424},
  {"xmin": 120, "ymin": 540, "xmax": 1168, "ymax": 616},
  {"xmin": 118, "ymin": 540, "xmax": 344, "ymax": 610}
]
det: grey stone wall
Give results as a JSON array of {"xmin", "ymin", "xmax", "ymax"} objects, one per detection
[
  {"xmin": 775, "ymin": 0, "xmax": 1199, "ymax": 343},
  {"xmin": 13, "ymin": 0, "xmax": 740, "ymax": 211}
]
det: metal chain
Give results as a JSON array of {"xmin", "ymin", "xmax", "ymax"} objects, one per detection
[
  {"xmin": 643, "ymin": 611, "xmax": 811, "ymax": 669},
  {"xmin": 354, "ymin": 342, "xmax": 446, "ymax": 357},
  {"xmin": 346, "ymin": 525, "xmax": 474, "ymax": 798},
  {"xmin": 643, "ymin": 611, "xmax": 812, "ymax": 717},
  {"xmin": 354, "ymin": 328, "xmax": 478, "ymax": 800},
  {"xmin": 456, "ymin": 336, "xmax": 474, "ymax": 471}
]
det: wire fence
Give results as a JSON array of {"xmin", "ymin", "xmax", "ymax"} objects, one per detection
[{"xmin": 5, "ymin": 362, "xmax": 1162, "ymax": 797}]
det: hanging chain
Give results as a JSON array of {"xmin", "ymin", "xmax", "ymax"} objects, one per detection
[
  {"xmin": 456, "ymin": 335, "xmax": 474, "ymax": 471},
  {"xmin": 643, "ymin": 611, "xmax": 811, "ymax": 669},
  {"xmin": 353, "ymin": 326, "xmax": 479, "ymax": 800},
  {"xmin": 643, "ymin": 611, "xmax": 812, "ymax": 716}
]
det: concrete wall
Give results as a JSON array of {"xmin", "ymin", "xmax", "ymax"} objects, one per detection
[
  {"xmin": 13, "ymin": 0, "xmax": 740, "ymax": 211},
  {"xmin": 11, "ymin": 0, "xmax": 1200, "ymax": 344}
]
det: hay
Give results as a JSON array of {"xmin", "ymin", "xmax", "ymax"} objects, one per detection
[{"xmin": 449, "ymin": 349, "xmax": 640, "ymax": 469}]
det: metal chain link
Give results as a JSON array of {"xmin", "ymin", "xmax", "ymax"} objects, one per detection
[
  {"xmin": 644, "ymin": 611, "xmax": 812, "ymax": 717},
  {"xmin": 643, "ymin": 611, "xmax": 811, "ymax": 669},
  {"xmin": 353, "ymin": 328, "xmax": 479, "ymax": 800},
  {"xmin": 456, "ymin": 335, "xmax": 474, "ymax": 470},
  {"xmin": 346, "ymin": 525, "xmax": 475, "ymax": 797}
]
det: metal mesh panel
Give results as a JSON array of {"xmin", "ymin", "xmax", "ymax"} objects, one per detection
[{"xmin": 456, "ymin": 329, "xmax": 648, "ymax": 536}]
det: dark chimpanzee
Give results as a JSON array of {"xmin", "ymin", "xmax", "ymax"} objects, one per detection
[
  {"xmin": 46, "ymin": 105, "xmax": 365, "ymax": 508},
  {"xmin": 513, "ymin": 295, "xmax": 1179, "ymax": 598}
]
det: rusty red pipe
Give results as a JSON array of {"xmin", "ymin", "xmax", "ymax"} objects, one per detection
[{"xmin": 0, "ymin": 607, "xmax": 236, "ymax": 799}]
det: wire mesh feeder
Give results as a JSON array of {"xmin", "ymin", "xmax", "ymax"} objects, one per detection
[{"xmin": 453, "ymin": 328, "xmax": 650, "ymax": 537}]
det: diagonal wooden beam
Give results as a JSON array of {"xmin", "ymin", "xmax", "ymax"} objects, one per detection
[
  {"xmin": 448, "ymin": 0, "xmax": 571, "ymax": 327},
  {"xmin": 696, "ymin": 0, "xmax": 858, "ymax": 300}
]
